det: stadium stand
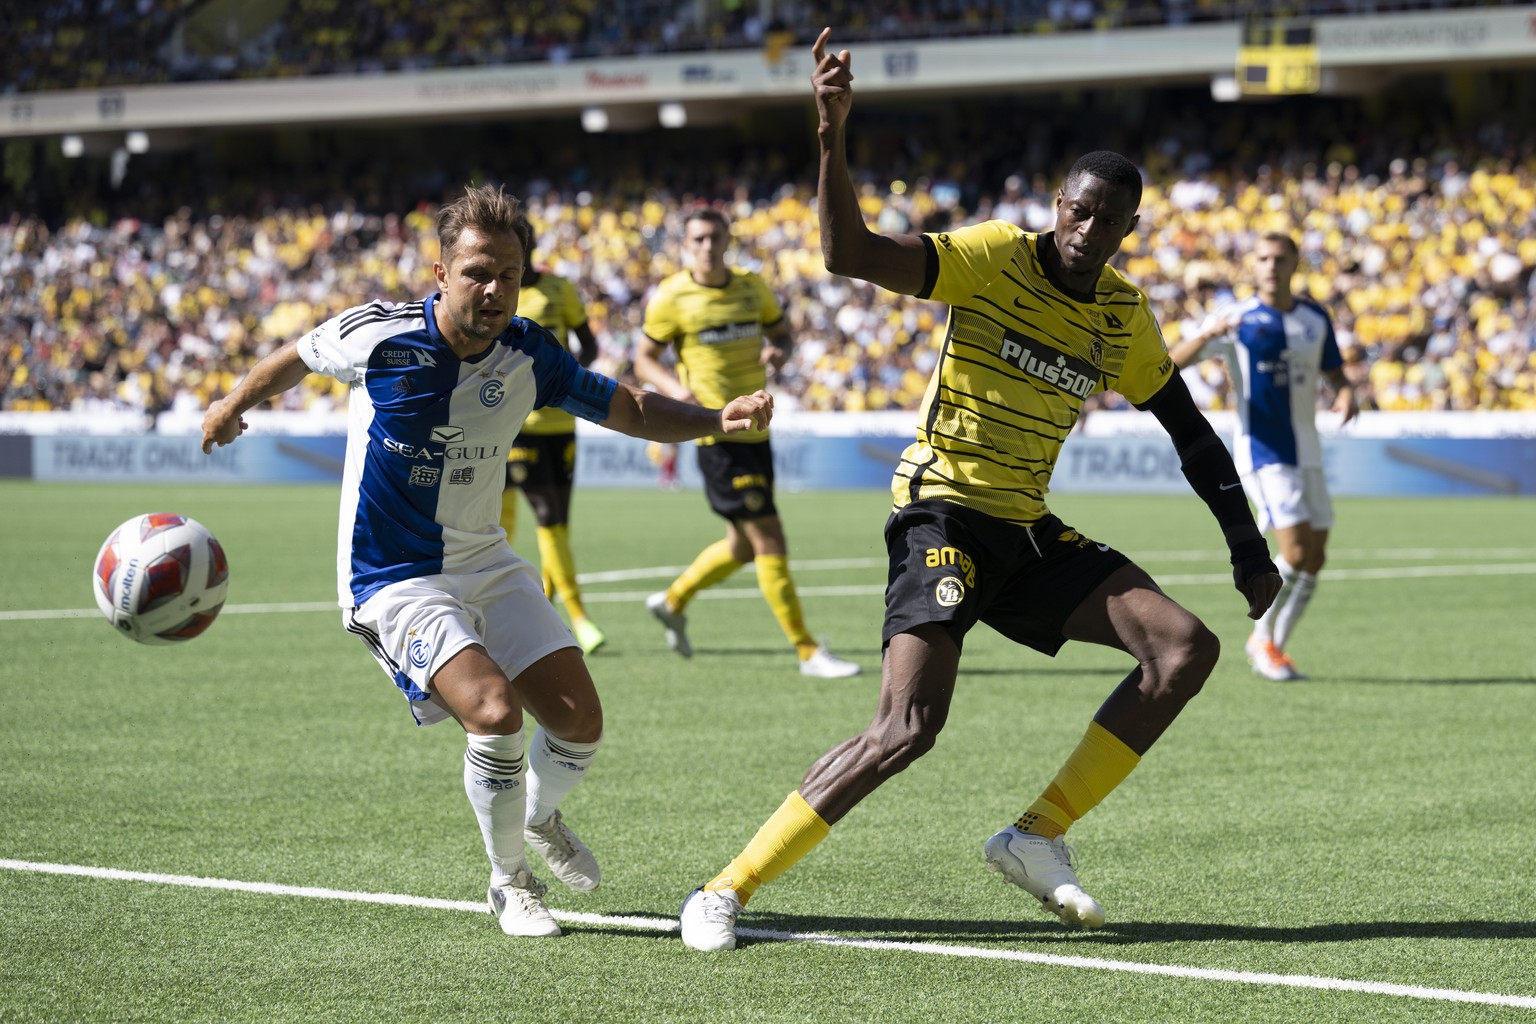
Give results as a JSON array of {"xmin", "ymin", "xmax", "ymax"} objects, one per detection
[
  {"xmin": 3, "ymin": 1, "xmax": 1526, "ymax": 90},
  {"xmin": 2, "ymin": 6, "xmax": 1533, "ymax": 420},
  {"xmin": 4, "ymin": 101, "xmax": 1532, "ymax": 419}
]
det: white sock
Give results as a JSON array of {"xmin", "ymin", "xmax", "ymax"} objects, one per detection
[
  {"xmin": 1273, "ymin": 570, "xmax": 1317, "ymax": 651},
  {"xmin": 1254, "ymin": 556, "xmax": 1297, "ymax": 642},
  {"xmin": 463, "ymin": 729, "xmax": 528, "ymax": 887},
  {"xmin": 525, "ymin": 728, "xmax": 599, "ymax": 827}
]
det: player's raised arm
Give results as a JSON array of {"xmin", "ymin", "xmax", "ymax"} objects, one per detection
[
  {"xmin": 201, "ymin": 338, "xmax": 313, "ymax": 453},
  {"xmin": 812, "ymin": 28, "xmax": 928, "ymax": 296}
]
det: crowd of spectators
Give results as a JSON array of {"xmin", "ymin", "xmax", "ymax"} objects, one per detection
[
  {"xmin": 4, "ymin": 71, "xmax": 1535, "ymax": 422},
  {"xmin": 4, "ymin": 130, "xmax": 1532, "ymax": 423},
  {"xmin": 4, "ymin": 0, "xmax": 1528, "ymax": 92}
]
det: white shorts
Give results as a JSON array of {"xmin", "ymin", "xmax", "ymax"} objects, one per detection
[
  {"xmin": 1242, "ymin": 463, "xmax": 1334, "ymax": 534},
  {"xmin": 345, "ymin": 552, "xmax": 577, "ymax": 726}
]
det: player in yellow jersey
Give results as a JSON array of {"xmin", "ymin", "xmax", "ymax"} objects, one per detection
[
  {"xmin": 501, "ymin": 243, "xmax": 606, "ymax": 655},
  {"xmin": 678, "ymin": 30, "xmax": 1283, "ymax": 950},
  {"xmin": 634, "ymin": 207, "xmax": 860, "ymax": 680}
]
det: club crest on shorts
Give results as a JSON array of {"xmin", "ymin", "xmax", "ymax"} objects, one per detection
[
  {"xmin": 935, "ymin": 575, "xmax": 965, "ymax": 607},
  {"xmin": 409, "ymin": 636, "xmax": 432, "ymax": 668}
]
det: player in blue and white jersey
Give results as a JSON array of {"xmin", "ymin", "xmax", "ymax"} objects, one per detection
[
  {"xmin": 202, "ymin": 184, "xmax": 772, "ymax": 938},
  {"xmin": 1170, "ymin": 232, "xmax": 1359, "ymax": 681}
]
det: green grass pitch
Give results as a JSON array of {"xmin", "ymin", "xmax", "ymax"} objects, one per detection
[{"xmin": 2, "ymin": 480, "xmax": 1534, "ymax": 1023}]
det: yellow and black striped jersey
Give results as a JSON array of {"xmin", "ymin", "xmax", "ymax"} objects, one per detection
[
  {"xmin": 642, "ymin": 268, "xmax": 783, "ymax": 445},
  {"xmin": 517, "ymin": 272, "xmax": 588, "ymax": 435},
  {"xmin": 895, "ymin": 221, "xmax": 1174, "ymax": 525}
]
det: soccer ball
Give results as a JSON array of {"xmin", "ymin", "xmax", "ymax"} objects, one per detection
[{"xmin": 92, "ymin": 513, "xmax": 230, "ymax": 645}]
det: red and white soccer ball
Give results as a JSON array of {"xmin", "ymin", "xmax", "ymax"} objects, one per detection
[{"xmin": 92, "ymin": 513, "xmax": 230, "ymax": 645}]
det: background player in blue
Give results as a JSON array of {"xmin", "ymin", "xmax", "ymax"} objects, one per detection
[
  {"xmin": 201, "ymin": 184, "xmax": 772, "ymax": 938},
  {"xmin": 1169, "ymin": 232, "xmax": 1359, "ymax": 680}
]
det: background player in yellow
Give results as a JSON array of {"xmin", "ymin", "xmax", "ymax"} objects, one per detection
[
  {"xmin": 633, "ymin": 207, "xmax": 860, "ymax": 680},
  {"xmin": 678, "ymin": 30, "xmax": 1283, "ymax": 951},
  {"xmin": 501, "ymin": 238, "xmax": 606, "ymax": 655}
]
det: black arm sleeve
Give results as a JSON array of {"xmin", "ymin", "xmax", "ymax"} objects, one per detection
[{"xmin": 1136, "ymin": 374, "xmax": 1274, "ymax": 579}]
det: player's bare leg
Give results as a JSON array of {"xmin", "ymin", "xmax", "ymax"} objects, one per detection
[
  {"xmin": 1063, "ymin": 565, "xmax": 1219, "ymax": 754},
  {"xmin": 681, "ymin": 627, "xmax": 954, "ymax": 950},
  {"xmin": 987, "ymin": 566, "xmax": 1217, "ymax": 929},
  {"xmin": 798, "ymin": 625, "xmax": 957, "ymax": 819}
]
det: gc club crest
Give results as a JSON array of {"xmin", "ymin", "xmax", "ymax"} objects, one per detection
[{"xmin": 408, "ymin": 636, "xmax": 432, "ymax": 668}]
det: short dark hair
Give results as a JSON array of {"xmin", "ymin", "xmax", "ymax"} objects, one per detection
[
  {"xmin": 1258, "ymin": 231, "xmax": 1299, "ymax": 257},
  {"xmin": 436, "ymin": 183, "xmax": 533, "ymax": 265},
  {"xmin": 1064, "ymin": 151, "xmax": 1143, "ymax": 207},
  {"xmin": 684, "ymin": 207, "xmax": 730, "ymax": 234}
]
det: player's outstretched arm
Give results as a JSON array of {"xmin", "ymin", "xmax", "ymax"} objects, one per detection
[
  {"xmin": 1139, "ymin": 374, "xmax": 1281, "ymax": 619},
  {"xmin": 201, "ymin": 339, "xmax": 312, "ymax": 453},
  {"xmin": 602, "ymin": 381, "xmax": 772, "ymax": 442},
  {"xmin": 812, "ymin": 28, "xmax": 927, "ymax": 296}
]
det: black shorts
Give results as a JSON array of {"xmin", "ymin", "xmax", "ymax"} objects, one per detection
[
  {"xmin": 882, "ymin": 499, "xmax": 1131, "ymax": 656},
  {"xmin": 697, "ymin": 440, "xmax": 777, "ymax": 520},
  {"xmin": 505, "ymin": 432, "xmax": 576, "ymax": 490}
]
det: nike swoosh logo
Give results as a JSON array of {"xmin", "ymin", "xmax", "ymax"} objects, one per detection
[{"xmin": 1220, "ymin": 482, "xmax": 1242, "ymax": 491}]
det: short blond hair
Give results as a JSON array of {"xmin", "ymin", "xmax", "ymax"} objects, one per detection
[{"xmin": 436, "ymin": 183, "xmax": 533, "ymax": 264}]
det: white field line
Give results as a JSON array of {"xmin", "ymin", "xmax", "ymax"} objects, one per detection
[
  {"xmin": 2, "ymin": 859, "xmax": 1532, "ymax": 1011},
  {"xmin": 6, "ymin": 560, "xmax": 1535, "ymax": 623}
]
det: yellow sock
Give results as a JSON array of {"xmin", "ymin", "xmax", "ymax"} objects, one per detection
[
  {"xmin": 536, "ymin": 524, "xmax": 587, "ymax": 620},
  {"xmin": 666, "ymin": 539, "xmax": 742, "ymax": 612},
  {"xmin": 498, "ymin": 487, "xmax": 519, "ymax": 542},
  {"xmin": 755, "ymin": 554, "xmax": 817, "ymax": 658},
  {"xmin": 1016, "ymin": 721, "xmax": 1141, "ymax": 839},
  {"xmin": 704, "ymin": 791, "xmax": 830, "ymax": 905}
]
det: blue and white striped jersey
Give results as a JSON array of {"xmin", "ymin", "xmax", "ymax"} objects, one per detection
[
  {"xmin": 298, "ymin": 295, "xmax": 617, "ymax": 608},
  {"xmin": 1197, "ymin": 296, "xmax": 1342, "ymax": 473}
]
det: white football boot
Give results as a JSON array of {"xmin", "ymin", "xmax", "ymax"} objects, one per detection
[
  {"xmin": 680, "ymin": 887, "xmax": 743, "ymax": 951},
  {"xmin": 524, "ymin": 810, "xmax": 601, "ymax": 892},
  {"xmin": 1246, "ymin": 634, "xmax": 1302, "ymax": 681},
  {"xmin": 799, "ymin": 645, "xmax": 861, "ymax": 679},
  {"xmin": 984, "ymin": 826, "xmax": 1105, "ymax": 930},
  {"xmin": 646, "ymin": 592, "xmax": 693, "ymax": 658},
  {"xmin": 487, "ymin": 868, "xmax": 561, "ymax": 937}
]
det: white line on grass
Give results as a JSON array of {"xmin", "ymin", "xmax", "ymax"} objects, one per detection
[
  {"xmin": 6, "ymin": 562, "xmax": 1535, "ymax": 623},
  {"xmin": 2, "ymin": 858, "xmax": 1532, "ymax": 1011}
]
